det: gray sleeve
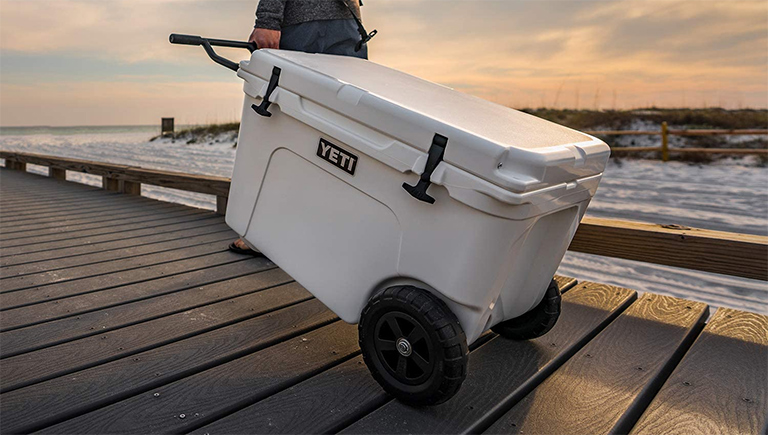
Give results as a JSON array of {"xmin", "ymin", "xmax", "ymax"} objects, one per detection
[{"xmin": 254, "ymin": 0, "xmax": 287, "ymax": 30}]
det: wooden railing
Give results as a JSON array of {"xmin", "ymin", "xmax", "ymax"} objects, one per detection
[
  {"xmin": 0, "ymin": 151, "xmax": 231, "ymax": 214},
  {"xmin": 2, "ymin": 151, "xmax": 766, "ymax": 281},
  {"xmin": 585, "ymin": 124, "xmax": 768, "ymax": 161}
]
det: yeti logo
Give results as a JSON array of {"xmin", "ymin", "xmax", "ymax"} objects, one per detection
[{"xmin": 316, "ymin": 139, "xmax": 357, "ymax": 175}]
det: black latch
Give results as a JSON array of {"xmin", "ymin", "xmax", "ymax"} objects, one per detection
[
  {"xmin": 251, "ymin": 66, "xmax": 281, "ymax": 117},
  {"xmin": 402, "ymin": 134, "xmax": 448, "ymax": 204}
]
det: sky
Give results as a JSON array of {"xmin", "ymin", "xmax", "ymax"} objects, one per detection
[{"xmin": 0, "ymin": 0, "xmax": 766, "ymax": 126}]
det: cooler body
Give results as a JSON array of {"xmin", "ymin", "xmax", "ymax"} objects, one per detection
[{"xmin": 226, "ymin": 50, "xmax": 609, "ymax": 344}]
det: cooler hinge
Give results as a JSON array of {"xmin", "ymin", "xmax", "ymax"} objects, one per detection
[
  {"xmin": 402, "ymin": 133, "xmax": 448, "ymax": 204},
  {"xmin": 251, "ymin": 66, "xmax": 282, "ymax": 117}
]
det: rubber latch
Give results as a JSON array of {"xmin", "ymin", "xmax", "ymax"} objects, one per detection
[
  {"xmin": 402, "ymin": 134, "xmax": 448, "ymax": 204},
  {"xmin": 252, "ymin": 66, "xmax": 282, "ymax": 117}
]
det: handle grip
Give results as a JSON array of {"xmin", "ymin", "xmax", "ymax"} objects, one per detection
[
  {"xmin": 169, "ymin": 34, "xmax": 204, "ymax": 46},
  {"xmin": 169, "ymin": 33, "xmax": 258, "ymax": 72}
]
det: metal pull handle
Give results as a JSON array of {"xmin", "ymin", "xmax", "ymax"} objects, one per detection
[{"xmin": 169, "ymin": 34, "xmax": 258, "ymax": 72}]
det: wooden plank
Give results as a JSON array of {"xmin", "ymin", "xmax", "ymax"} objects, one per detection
[
  {"xmin": 610, "ymin": 147, "xmax": 662, "ymax": 153},
  {"xmin": 484, "ymin": 294, "xmax": 709, "ymax": 435},
  {"xmin": 41, "ymin": 321, "xmax": 360, "ymax": 434},
  {"xmin": 0, "ymin": 199, "xmax": 183, "ymax": 229},
  {"xmin": 0, "ymin": 298, "xmax": 335, "ymax": 433},
  {"xmin": 667, "ymin": 129, "xmax": 768, "ymax": 136},
  {"xmin": 630, "ymin": 308, "xmax": 768, "ymax": 435},
  {"xmin": 0, "ymin": 189, "xmax": 110, "ymax": 206},
  {"xmin": 1, "ymin": 222, "xmax": 231, "ymax": 270},
  {"xmin": 0, "ymin": 179, "xmax": 162, "ymax": 206},
  {"xmin": 74, "ymin": 281, "xmax": 574, "ymax": 435},
  {"xmin": 670, "ymin": 147, "xmax": 768, "ymax": 155},
  {"xmin": 1, "ymin": 227, "xmax": 234, "ymax": 278},
  {"xmin": 194, "ymin": 355, "xmax": 387, "ymax": 435},
  {"xmin": 0, "ymin": 195, "xmax": 192, "ymax": 221},
  {"xmin": 585, "ymin": 131, "xmax": 661, "ymax": 136},
  {"xmin": 0, "ymin": 263, "xmax": 284, "ymax": 356},
  {"xmin": 0, "ymin": 151, "xmax": 231, "ymax": 197},
  {"xmin": 0, "ymin": 201, "xmax": 186, "ymax": 235},
  {"xmin": 0, "ymin": 255, "xmax": 268, "ymax": 332},
  {"xmin": 571, "ymin": 217, "xmax": 768, "ymax": 281},
  {"xmin": 0, "ymin": 190, "xmax": 138, "ymax": 212},
  {"xmin": 584, "ymin": 129, "xmax": 768, "ymax": 136},
  {"xmin": 0, "ymin": 205, "xmax": 204, "ymax": 241},
  {"xmin": 0, "ymin": 214, "xmax": 222, "ymax": 257},
  {"xmin": 0, "ymin": 218, "xmax": 226, "ymax": 267},
  {"xmin": 0, "ymin": 179, "xmax": 107, "ymax": 196},
  {"xmin": 0, "ymin": 249, "xmax": 243, "ymax": 310},
  {"xmin": 0, "ymin": 196, "xmax": 131, "ymax": 215},
  {"xmin": 342, "ymin": 282, "xmax": 638, "ymax": 435},
  {"xmin": 0, "ymin": 208, "xmax": 209, "ymax": 250},
  {"xmin": 0, "ymin": 240, "xmax": 232, "ymax": 301},
  {"xmin": 0, "ymin": 195, "xmax": 162, "ymax": 223},
  {"xmin": 1, "ymin": 280, "xmax": 309, "ymax": 393}
]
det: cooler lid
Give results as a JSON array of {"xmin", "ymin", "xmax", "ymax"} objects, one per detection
[{"xmin": 240, "ymin": 50, "xmax": 609, "ymax": 193}]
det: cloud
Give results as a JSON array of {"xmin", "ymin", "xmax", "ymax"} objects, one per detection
[{"xmin": 0, "ymin": 0, "xmax": 766, "ymax": 125}]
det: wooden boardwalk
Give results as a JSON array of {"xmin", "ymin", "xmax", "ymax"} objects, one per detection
[{"xmin": 1, "ymin": 168, "xmax": 766, "ymax": 434}]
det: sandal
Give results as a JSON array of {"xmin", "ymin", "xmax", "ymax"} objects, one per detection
[{"xmin": 228, "ymin": 241, "xmax": 266, "ymax": 257}]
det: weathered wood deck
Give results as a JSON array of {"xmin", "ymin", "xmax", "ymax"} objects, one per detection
[{"xmin": 1, "ymin": 168, "xmax": 766, "ymax": 435}]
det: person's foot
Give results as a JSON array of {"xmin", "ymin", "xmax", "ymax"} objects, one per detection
[{"xmin": 228, "ymin": 238, "xmax": 265, "ymax": 257}]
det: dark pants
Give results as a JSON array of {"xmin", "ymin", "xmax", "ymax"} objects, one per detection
[{"xmin": 280, "ymin": 19, "xmax": 368, "ymax": 59}]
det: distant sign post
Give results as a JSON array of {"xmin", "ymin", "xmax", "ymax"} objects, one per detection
[{"xmin": 161, "ymin": 118, "xmax": 175, "ymax": 137}]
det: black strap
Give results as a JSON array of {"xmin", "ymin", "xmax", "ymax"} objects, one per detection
[{"xmin": 338, "ymin": 0, "xmax": 377, "ymax": 52}]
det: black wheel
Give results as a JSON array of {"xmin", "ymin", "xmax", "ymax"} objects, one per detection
[
  {"xmin": 491, "ymin": 278, "xmax": 561, "ymax": 340},
  {"xmin": 359, "ymin": 285, "xmax": 468, "ymax": 406}
]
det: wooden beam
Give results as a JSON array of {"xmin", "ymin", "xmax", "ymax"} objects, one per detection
[
  {"xmin": 570, "ymin": 217, "xmax": 768, "ymax": 281},
  {"xmin": 586, "ymin": 129, "xmax": 768, "ymax": 136},
  {"xmin": 586, "ymin": 131, "xmax": 660, "ymax": 136},
  {"xmin": 122, "ymin": 181, "xmax": 141, "ymax": 196},
  {"xmin": 670, "ymin": 148, "xmax": 768, "ymax": 155},
  {"xmin": 102, "ymin": 177, "xmax": 121, "ymax": 192},
  {"xmin": 668, "ymin": 129, "xmax": 768, "ymax": 136},
  {"xmin": 610, "ymin": 147, "xmax": 662, "ymax": 153},
  {"xmin": 48, "ymin": 168, "xmax": 66, "ymax": 180},
  {"xmin": 0, "ymin": 151, "xmax": 230, "ymax": 197},
  {"xmin": 5, "ymin": 160, "xmax": 27, "ymax": 171},
  {"xmin": 216, "ymin": 195, "xmax": 228, "ymax": 215}
]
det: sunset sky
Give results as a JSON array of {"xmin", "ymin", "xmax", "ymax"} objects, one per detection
[{"xmin": 1, "ymin": 0, "xmax": 766, "ymax": 126}]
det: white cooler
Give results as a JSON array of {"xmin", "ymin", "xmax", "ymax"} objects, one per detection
[{"xmin": 212, "ymin": 47, "xmax": 609, "ymax": 405}]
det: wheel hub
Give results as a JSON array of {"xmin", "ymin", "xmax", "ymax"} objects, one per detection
[
  {"xmin": 396, "ymin": 338, "xmax": 412, "ymax": 356},
  {"xmin": 373, "ymin": 311, "xmax": 434, "ymax": 384}
]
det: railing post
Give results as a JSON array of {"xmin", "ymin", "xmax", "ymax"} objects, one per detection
[
  {"xmin": 122, "ymin": 181, "xmax": 141, "ymax": 195},
  {"xmin": 6, "ymin": 160, "xmax": 26, "ymax": 171},
  {"xmin": 661, "ymin": 121, "xmax": 669, "ymax": 162},
  {"xmin": 103, "ymin": 176, "xmax": 121, "ymax": 192},
  {"xmin": 216, "ymin": 195, "xmax": 228, "ymax": 215},
  {"xmin": 49, "ymin": 167, "xmax": 66, "ymax": 180}
]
